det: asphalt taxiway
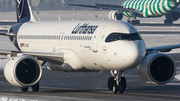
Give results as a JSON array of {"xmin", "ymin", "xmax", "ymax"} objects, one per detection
[{"xmin": 0, "ymin": 54, "xmax": 179, "ymax": 100}]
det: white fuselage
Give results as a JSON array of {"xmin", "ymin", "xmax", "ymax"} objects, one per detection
[{"xmin": 17, "ymin": 20, "xmax": 146, "ymax": 71}]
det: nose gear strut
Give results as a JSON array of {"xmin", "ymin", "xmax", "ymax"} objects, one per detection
[{"xmin": 108, "ymin": 70, "xmax": 126, "ymax": 93}]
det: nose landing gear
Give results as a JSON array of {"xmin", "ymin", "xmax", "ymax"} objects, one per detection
[{"xmin": 108, "ymin": 70, "xmax": 126, "ymax": 94}]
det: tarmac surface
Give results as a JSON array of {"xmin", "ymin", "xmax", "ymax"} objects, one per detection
[{"xmin": 0, "ymin": 53, "xmax": 180, "ymax": 101}]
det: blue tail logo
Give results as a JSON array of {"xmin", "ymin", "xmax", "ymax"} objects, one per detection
[
  {"xmin": 15, "ymin": 0, "xmax": 36, "ymax": 23},
  {"xmin": 17, "ymin": 0, "xmax": 24, "ymax": 18},
  {"xmin": 17, "ymin": 0, "xmax": 22, "ymax": 7}
]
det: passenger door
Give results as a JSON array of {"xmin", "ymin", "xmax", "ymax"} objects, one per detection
[{"xmin": 92, "ymin": 26, "xmax": 104, "ymax": 52}]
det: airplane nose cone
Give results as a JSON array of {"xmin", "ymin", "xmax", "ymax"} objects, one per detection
[{"xmin": 122, "ymin": 41, "xmax": 146, "ymax": 69}]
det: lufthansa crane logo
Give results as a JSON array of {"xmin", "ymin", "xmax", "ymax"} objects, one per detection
[
  {"xmin": 17, "ymin": 0, "xmax": 22, "ymax": 8},
  {"xmin": 17, "ymin": 0, "xmax": 24, "ymax": 18}
]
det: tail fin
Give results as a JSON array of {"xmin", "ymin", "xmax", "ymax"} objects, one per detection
[{"xmin": 15, "ymin": 0, "xmax": 36, "ymax": 23}]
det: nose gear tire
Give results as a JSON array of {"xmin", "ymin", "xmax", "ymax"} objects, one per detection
[
  {"xmin": 119, "ymin": 77, "xmax": 126, "ymax": 93},
  {"xmin": 108, "ymin": 77, "xmax": 115, "ymax": 91}
]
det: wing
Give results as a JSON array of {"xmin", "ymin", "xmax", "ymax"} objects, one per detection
[
  {"xmin": 146, "ymin": 44, "xmax": 180, "ymax": 53},
  {"xmin": 62, "ymin": 0, "xmax": 143, "ymax": 15},
  {"xmin": 0, "ymin": 50, "xmax": 64, "ymax": 64},
  {"xmin": 0, "ymin": 32, "xmax": 16, "ymax": 37}
]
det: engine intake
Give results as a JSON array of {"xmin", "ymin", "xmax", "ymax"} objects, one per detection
[
  {"xmin": 138, "ymin": 53, "xmax": 176, "ymax": 84},
  {"xmin": 108, "ymin": 10, "xmax": 123, "ymax": 20},
  {"xmin": 4, "ymin": 55, "xmax": 42, "ymax": 87},
  {"xmin": 165, "ymin": 12, "xmax": 180, "ymax": 21}
]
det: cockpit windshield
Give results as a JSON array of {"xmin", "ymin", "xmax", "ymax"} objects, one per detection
[{"xmin": 105, "ymin": 33, "xmax": 141, "ymax": 42}]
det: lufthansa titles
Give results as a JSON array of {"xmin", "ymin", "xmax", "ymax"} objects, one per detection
[{"xmin": 72, "ymin": 23, "xmax": 98, "ymax": 34}]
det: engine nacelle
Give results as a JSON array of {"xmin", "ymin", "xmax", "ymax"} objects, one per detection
[
  {"xmin": 138, "ymin": 53, "xmax": 176, "ymax": 84},
  {"xmin": 4, "ymin": 55, "xmax": 42, "ymax": 87},
  {"xmin": 165, "ymin": 12, "xmax": 180, "ymax": 21},
  {"xmin": 108, "ymin": 10, "xmax": 123, "ymax": 20}
]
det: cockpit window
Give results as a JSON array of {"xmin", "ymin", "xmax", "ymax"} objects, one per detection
[
  {"xmin": 111, "ymin": 34, "xmax": 119, "ymax": 41},
  {"xmin": 105, "ymin": 33, "xmax": 141, "ymax": 42}
]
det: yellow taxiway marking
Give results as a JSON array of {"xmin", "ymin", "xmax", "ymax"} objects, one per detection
[
  {"xmin": 129, "ymin": 92, "xmax": 180, "ymax": 98},
  {"xmin": 0, "ymin": 76, "xmax": 4, "ymax": 78}
]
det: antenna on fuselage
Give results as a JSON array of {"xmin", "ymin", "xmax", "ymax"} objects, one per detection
[{"xmin": 58, "ymin": 15, "xmax": 61, "ymax": 21}]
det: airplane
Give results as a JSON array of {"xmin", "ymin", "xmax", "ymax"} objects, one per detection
[
  {"xmin": 0, "ymin": 0, "xmax": 180, "ymax": 94},
  {"xmin": 62, "ymin": 0, "xmax": 180, "ymax": 24}
]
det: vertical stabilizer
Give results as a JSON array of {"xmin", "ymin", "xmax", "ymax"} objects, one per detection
[{"xmin": 15, "ymin": 0, "xmax": 36, "ymax": 23}]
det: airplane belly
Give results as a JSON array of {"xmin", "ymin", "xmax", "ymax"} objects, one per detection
[{"xmin": 46, "ymin": 49, "xmax": 85, "ymax": 71}]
